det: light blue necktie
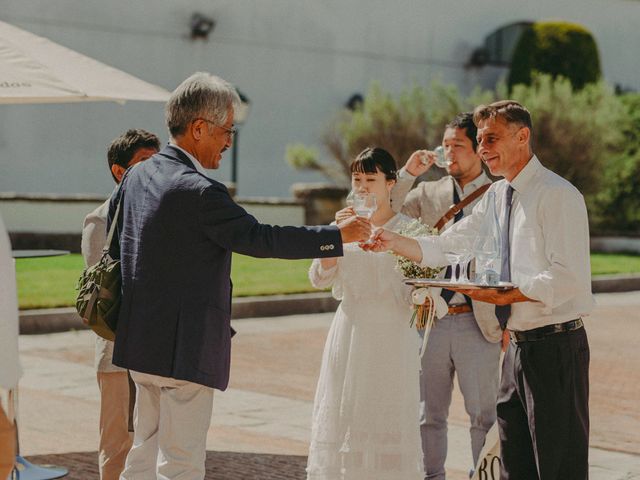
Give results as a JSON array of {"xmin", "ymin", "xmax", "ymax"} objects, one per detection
[{"xmin": 495, "ymin": 185, "xmax": 514, "ymax": 329}]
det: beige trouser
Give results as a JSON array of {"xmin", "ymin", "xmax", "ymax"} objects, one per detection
[
  {"xmin": 120, "ymin": 371, "xmax": 214, "ymax": 480},
  {"xmin": 97, "ymin": 371, "xmax": 134, "ymax": 480},
  {"xmin": 0, "ymin": 404, "xmax": 16, "ymax": 479}
]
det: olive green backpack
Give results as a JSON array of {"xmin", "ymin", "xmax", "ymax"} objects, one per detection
[{"xmin": 75, "ymin": 199, "xmax": 122, "ymax": 341}]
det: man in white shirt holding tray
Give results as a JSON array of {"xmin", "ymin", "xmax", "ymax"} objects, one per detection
[
  {"xmin": 391, "ymin": 113, "xmax": 503, "ymax": 479},
  {"xmin": 368, "ymin": 100, "xmax": 593, "ymax": 480}
]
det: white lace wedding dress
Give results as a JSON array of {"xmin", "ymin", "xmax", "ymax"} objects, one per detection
[{"xmin": 306, "ymin": 213, "xmax": 424, "ymax": 480}]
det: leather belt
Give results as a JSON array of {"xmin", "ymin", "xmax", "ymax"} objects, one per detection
[
  {"xmin": 510, "ymin": 318, "xmax": 584, "ymax": 343},
  {"xmin": 447, "ymin": 304, "xmax": 473, "ymax": 316}
]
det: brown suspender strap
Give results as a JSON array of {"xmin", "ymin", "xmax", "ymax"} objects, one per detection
[{"xmin": 433, "ymin": 183, "xmax": 491, "ymax": 232}]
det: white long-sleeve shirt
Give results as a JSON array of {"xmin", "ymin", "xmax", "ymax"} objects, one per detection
[
  {"xmin": 418, "ymin": 156, "xmax": 594, "ymax": 332},
  {"xmin": 0, "ymin": 213, "xmax": 21, "ymax": 389}
]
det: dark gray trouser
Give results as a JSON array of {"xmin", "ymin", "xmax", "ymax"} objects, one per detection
[
  {"xmin": 497, "ymin": 327, "xmax": 590, "ymax": 480},
  {"xmin": 419, "ymin": 312, "xmax": 501, "ymax": 480}
]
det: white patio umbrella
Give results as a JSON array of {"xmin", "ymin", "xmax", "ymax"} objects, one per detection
[
  {"xmin": 0, "ymin": 18, "xmax": 169, "ymax": 390},
  {"xmin": 0, "ymin": 19, "xmax": 169, "ymax": 104}
]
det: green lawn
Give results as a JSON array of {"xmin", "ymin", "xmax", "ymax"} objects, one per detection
[
  {"xmin": 590, "ymin": 252, "xmax": 640, "ymax": 275},
  {"xmin": 15, "ymin": 254, "xmax": 317, "ymax": 310},
  {"xmin": 14, "ymin": 252, "xmax": 640, "ymax": 310}
]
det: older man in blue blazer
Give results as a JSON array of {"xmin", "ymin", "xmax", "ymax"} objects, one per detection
[{"xmin": 110, "ymin": 72, "xmax": 371, "ymax": 480}]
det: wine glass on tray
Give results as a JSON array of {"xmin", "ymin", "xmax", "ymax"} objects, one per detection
[
  {"xmin": 472, "ymin": 235, "xmax": 500, "ymax": 285},
  {"xmin": 440, "ymin": 235, "xmax": 475, "ymax": 284}
]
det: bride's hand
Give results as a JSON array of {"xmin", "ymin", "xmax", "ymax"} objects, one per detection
[{"xmin": 335, "ymin": 206, "xmax": 356, "ymax": 223}]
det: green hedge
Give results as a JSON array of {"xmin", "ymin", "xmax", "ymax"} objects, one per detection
[
  {"xmin": 506, "ymin": 75, "xmax": 624, "ymax": 199},
  {"xmin": 287, "ymin": 77, "xmax": 637, "ymax": 234},
  {"xmin": 508, "ymin": 21, "xmax": 601, "ymax": 90},
  {"xmin": 592, "ymin": 93, "xmax": 640, "ymax": 235}
]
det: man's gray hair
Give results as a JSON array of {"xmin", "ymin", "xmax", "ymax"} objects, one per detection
[{"xmin": 166, "ymin": 72, "xmax": 241, "ymax": 137}]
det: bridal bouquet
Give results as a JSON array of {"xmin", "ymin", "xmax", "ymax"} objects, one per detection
[{"xmin": 395, "ymin": 219, "xmax": 446, "ymax": 330}]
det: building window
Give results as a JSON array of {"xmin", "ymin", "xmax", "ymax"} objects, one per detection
[{"xmin": 469, "ymin": 21, "xmax": 533, "ymax": 67}]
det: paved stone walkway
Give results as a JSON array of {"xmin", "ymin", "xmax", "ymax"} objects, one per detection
[
  {"xmin": 13, "ymin": 291, "xmax": 640, "ymax": 479},
  {"xmin": 27, "ymin": 451, "xmax": 308, "ymax": 480}
]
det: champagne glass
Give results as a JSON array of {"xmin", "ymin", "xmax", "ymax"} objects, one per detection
[
  {"xmin": 472, "ymin": 235, "xmax": 500, "ymax": 285},
  {"xmin": 455, "ymin": 236, "xmax": 475, "ymax": 283},
  {"xmin": 434, "ymin": 146, "xmax": 451, "ymax": 168},
  {"xmin": 353, "ymin": 193, "xmax": 377, "ymax": 244},
  {"xmin": 353, "ymin": 192, "xmax": 377, "ymax": 220},
  {"xmin": 345, "ymin": 190, "xmax": 355, "ymax": 207},
  {"xmin": 440, "ymin": 235, "xmax": 464, "ymax": 283}
]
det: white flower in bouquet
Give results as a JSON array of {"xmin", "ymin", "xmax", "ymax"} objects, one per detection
[
  {"xmin": 395, "ymin": 219, "xmax": 442, "ymax": 280},
  {"xmin": 393, "ymin": 219, "xmax": 445, "ymax": 330}
]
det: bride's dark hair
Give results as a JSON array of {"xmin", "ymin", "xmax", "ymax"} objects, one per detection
[{"xmin": 350, "ymin": 147, "xmax": 397, "ymax": 181}]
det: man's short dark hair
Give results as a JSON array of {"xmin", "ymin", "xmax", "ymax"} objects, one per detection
[
  {"xmin": 473, "ymin": 100, "xmax": 533, "ymax": 133},
  {"xmin": 446, "ymin": 112, "xmax": 478, "ymax": 152},
  {"xmin": 107, "ymin": 129, "xmax": 160, "ymax": 181}
]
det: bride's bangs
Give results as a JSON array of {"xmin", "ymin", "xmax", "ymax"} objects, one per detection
[
  {"xmin": 350, "ymin": 147, "xmax": 397, "ymax": 180},
  {"xmin": 350, "ymin": 157, "xmax": 380, "ymax": 176}
]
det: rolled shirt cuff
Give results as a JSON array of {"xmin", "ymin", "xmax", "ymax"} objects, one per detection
[
  {"xmin": 417, "ymin": 236, "xmax": 447, "ymax": 268},
  {"xmin": 397, "ymin": 166, "xmax": 416, "ymax": 181},
  {"xmin": 517, "ymin": 275, "xmax": 553, "ymax": 315},
  {"xmin": 316, "ymin": 262, "xmax": 338, "ymax": 276}
]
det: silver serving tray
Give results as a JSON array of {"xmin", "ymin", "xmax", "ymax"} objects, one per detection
[{"xmin": 404, "ymin": 278, "xmax": 516, "ymax": 290}]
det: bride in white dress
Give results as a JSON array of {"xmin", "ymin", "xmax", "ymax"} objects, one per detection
[{"xmin": 306, "ymin": 148, "xmax": 424, "ymax": 480}]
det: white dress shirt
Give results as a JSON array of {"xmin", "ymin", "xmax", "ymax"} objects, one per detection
[
  {"xmin": 397, "ymin": 167, "xmax": 491, "ymax": 305},
  {"xmin": 417, "ymin": 156, "xmax": 594, "ymax": 331},
  {"xmin": 170, "ymin": 143, "xmax": 212, "ymax": 178}
]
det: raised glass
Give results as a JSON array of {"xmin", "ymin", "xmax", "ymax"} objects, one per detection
[
  {"xmin": 434, "ymin": 146, "xmax": 451, "ymax": 168},
  {"xmin": 353, "ymin": 192, "xmax": 377, "ymax": 245},
  {"xmin": 345, "ymin": 190, "xmax": 355, "ymax": 207},
  {"xmin": 353, "ymin": 192, "xmax": 377, "ymax": 220}
]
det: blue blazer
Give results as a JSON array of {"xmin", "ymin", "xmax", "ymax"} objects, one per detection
[{"xmin": 109, "ymin": 145, "xmax": 342, "ymax": 389}]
